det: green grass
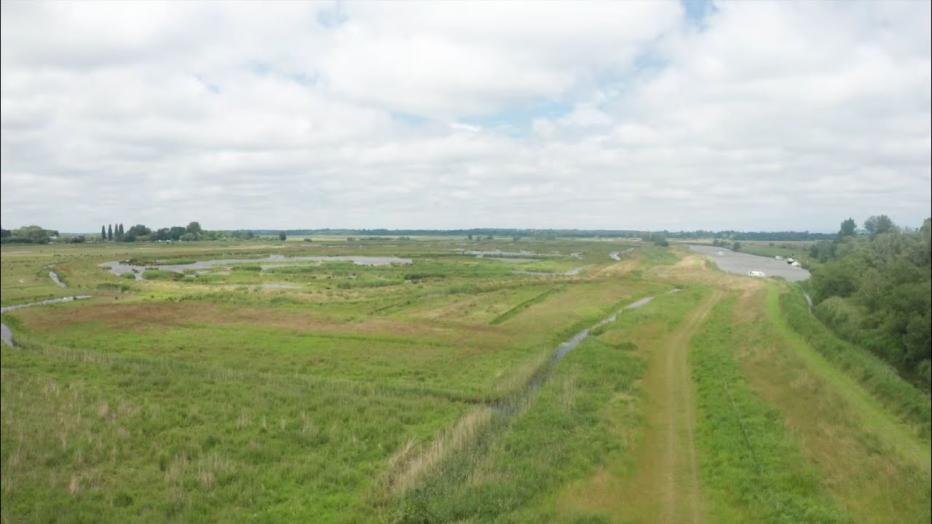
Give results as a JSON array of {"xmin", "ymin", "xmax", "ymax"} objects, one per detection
[
  {"xmin": 1, "ymin": 338, "xmax": 464, "ymax": 523},
  {"xmin": 776, "ymin": 285, "xmax": 931, "ymax": 440},
  {"xmin": 3, "ymin": 238, "xmax": 927, "ymax": 522},
  {"xmin": 393, "ymin": 319, "xmax": 647, "ymax": 523},
  {"xmin": 391, "ymin": 286, "xmax": 701, "ymax": 523},
  {"xmin": 691, "ymin": 297, "xmax": 845, "ymax": 522},
  {"xmin": 735, "ymin": 285, "xmax": 931, "ymax": 522},
  {"xmin": 0, "ymin": 238, "xmax": 652, "ymax": 521}
]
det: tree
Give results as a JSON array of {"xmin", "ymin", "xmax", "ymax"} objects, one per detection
[
  {"xmin": 115, "ymin": 223, "xmax": 124, "ymax": 241},
  {"xmin": 107, "ymin": 224, "xmax": 113, "ymax": 241},
  {"xmin": 733, "ymin": 241, "xmax": 742, "ymax": 251},
  {"xmin": 126, "ymin": 224, "xmax": 151, "ymax": 238},
  {"xmin": 169, "ymin": 226, "xmax": 187, "ymax": 240},
  {"xmin": 186, "ymin": 221, "xmax": 202, "ymax": 235},
  {"xmin": 14, "ymin": 225, "xmax": 50, "ymax": 244},
  {"xmin": 809, "ymin": 240, "xmax": 836, "ymax": 262},
  {"xmin": 278, "ymin": 231, "xmax": 287, "ymax": 241},
  {"xmin": 101, "ymin": 225, "xmax": 107, "ymax": 241},
  {"xmin": 864, "ymin": 215, "xmax": 894, "ymax": 237},
  {"xmin": 838, "ymin": 218, "xmax": 857, "ymax": 238}
]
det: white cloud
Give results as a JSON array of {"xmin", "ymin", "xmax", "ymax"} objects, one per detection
[{"xmin": 1, "ymin": 0, "xmax": 929, "ymax": 232}]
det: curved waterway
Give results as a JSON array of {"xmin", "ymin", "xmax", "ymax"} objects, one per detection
[
  {"xmin": 0, "ymin": 295, "xmax": 93, "ymax": 347},
  {"xmin": 100, "ymin": 255, "xmax": 413, "ymax": 280},
  {"xmin": 688, "ymin": 244, "xmax": 810, "ymax": 282}
]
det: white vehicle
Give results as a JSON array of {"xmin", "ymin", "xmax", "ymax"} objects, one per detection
[
  {"xmin": 790, "ymin": 261, "xmax": 801, "ymax": 267},
  {"xmin": 775, "ymin": 255, "xmax": 784, "ymax": 260},
  {"xmin": 747, "ymin": 270, "xmax": 766, "ymax": 278}
]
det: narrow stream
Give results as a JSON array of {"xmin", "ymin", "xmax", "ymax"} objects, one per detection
[
  {"xmin": 514, "ymin": 267, "xmax": 584, "ymax": 277},
  {"xmin": 49, "ymin": 271, "xmax": 66, "ymax": 288},
  {"xmin": 492, "ymin": 293, "xmax": 658, "ymax": 415},
  {"xmin": 609, "ymin": 247, "xmax": 634, "ymax": 261},
  {"xmin": 0, "ymin": 295, "xmax": 93, "ymax": 347}
]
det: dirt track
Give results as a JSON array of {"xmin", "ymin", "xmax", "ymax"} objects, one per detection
[{"xmin": 619, "ymin": 291, "xmax": 721, "ymax": 523}]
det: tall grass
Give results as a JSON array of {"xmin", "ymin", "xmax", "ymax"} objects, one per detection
[
  {"xmin": 777, "ymin": 285, "xmax": 931, "ymax": 439},
  {"xmin": 691, "ymin": 298, "xmax": 845, "ymax": 522}
]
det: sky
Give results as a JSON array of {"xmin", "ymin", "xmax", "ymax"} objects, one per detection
[{"xmin": 1, "ymin": 1, "xmax": 930, "ymax": 233}]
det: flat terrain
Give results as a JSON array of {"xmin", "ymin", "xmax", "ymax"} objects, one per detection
[{"xmin": 1, "ymin": 238, "xmax": 928, "ymax": 522}]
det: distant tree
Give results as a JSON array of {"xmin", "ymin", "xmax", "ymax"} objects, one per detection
[
  {"xmin": 231, "ymin": 230, "xmax": 254, "ymax": 240},
  {"xmin": 838, "ymin": 218, "xmax": 857, "ymax": 238},
  {"xmin": 169, "ymin": 226, "xmax": 187, "ymax": 240},
  {"xmin": 107, "ymin": 224, "xmax": 113, "ymax": 241},
  {"xmin": 180, "ymin": 232, "xmax": 197, "ymax": 241},
  {"xmin": 186, "ymin": 221, "xmax": 202, "ymax": 235},
  {"xmin": 115, "ymin": 223, "xmax": 124, "ymax": 241},
  {"xmin": 1, "ymin": 228, "xmax": 10, "ymax": 239},
  {"xmin": 13, "ymin": 225, "xmax": 50, "ymax": 244},
  {"xmin": 101, "ymin": 225, "xmax": 106, "ymax": 241},
  {"xmin": 126, "ymin": 224, "xmax": 151, "ymax": 238},
  {"xmin": 69, "ymin": 235, "xmax": 86, "ymax": 243},
  {"xmin": 278, "ymin": 231, "xmax": 287, "ymax": 241},
  {"xmin": 467, "ymin": 235, "xmax": 473, "ymax": 240},
  {"xmin": 864, "ymin": 215, "xmax": 895, "ymax": 237},
  {"xmin": 733, "ymin": 241, "xmax": 742, "ymax": 251},
  {"xmin": 809, "ymin": 240, "xmax": 836, "ymax": 262}
]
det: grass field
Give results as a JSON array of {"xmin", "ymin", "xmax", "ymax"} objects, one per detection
[{"xmin": 2, "ymin": 238, "xmax": 928, "ymax": 522}]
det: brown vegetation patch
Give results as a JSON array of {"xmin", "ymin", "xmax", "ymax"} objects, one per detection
[{"xmin": 14, "ymin": 301, "xmax": 507, "ymax": 347}]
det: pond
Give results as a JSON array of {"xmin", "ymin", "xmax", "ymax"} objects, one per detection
[{"xmin": 100, "ymin": 255, "xmax": 413, "ymax": 279}]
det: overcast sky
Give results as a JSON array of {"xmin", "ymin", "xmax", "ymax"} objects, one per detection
[{"xmin": 1, "ymin": 1, "xmax": 930, "ymax": 232}]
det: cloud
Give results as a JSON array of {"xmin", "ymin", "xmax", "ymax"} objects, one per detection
[{"xmin": 1, "ymin": 0, "xmax": 929, "ymax": 232}]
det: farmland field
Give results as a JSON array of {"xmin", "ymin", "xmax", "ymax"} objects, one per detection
[{"xmin": 1, "ymin": 238, "xmax": 929, "ymax": 523}]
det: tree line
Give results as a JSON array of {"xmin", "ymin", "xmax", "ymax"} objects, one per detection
[
  {"xmin": 239, "ymin": 228, "xmax": 836, "ymax": 241},
  {"xmin": 0, "ymin": 225, "xmax": 61, "ymax": 244},
  {"xmin": 99, "ymin": 221, "xmax": 209, "ymax": 242},
  {"xmin": 806, "ymin": 215, "xmax": 931, "ymax": 389}
]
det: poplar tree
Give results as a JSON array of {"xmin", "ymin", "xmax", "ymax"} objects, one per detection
[
  {"xmin": 101, "ymin": 225, "xmax": 106, "ymax": 240},
  {"xmin": 107, "ymin": 224, "xmax": 113, "ymax": 240}
]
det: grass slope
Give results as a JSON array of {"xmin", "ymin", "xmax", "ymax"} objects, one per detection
[{"xmin": 691, "ymin": 297, "xmax": 845, "ymax": 522}]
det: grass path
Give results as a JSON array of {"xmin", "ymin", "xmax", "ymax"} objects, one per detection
[
  {"xmin": 766, "ymin": 284, "xmax": 931, "ymax": 474},
  {"xmin": 618, "ymin": 290, "xmax": 721, "ymax": 523}
]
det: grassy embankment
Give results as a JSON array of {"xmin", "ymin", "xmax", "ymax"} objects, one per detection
[{"xmin": 690, "ymin": 297, "xmax": 845, "ymax": 522}]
